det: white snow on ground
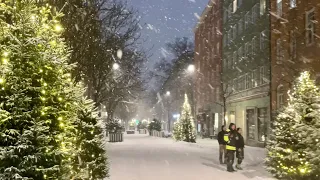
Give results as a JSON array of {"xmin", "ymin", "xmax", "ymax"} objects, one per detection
[{"xmin": 106, "ymin": 134, "xmax": 274, "ymax": 180}]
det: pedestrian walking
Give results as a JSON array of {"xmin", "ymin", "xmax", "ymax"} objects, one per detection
[
  {"xmin": 235, "ymin": 127, "xmax": 245, "ymax": 170},
  {"xmin": 224, "ymin": 123, "xmax": 237, "ymax": 172},
  {"xmin": 217, "ymin": 125, "xmax": 227, "ymax": 164}
]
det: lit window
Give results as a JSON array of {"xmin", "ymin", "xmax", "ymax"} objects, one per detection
[
  {"xmin": 290, "ymin": 30, "xmax": 297, "ymax": 59},
  {"xmin": 290, "ymin": 0, "xmax": 296, "ymax": 8},
  {"xmin": 233, "ymin": 0, "xmax": 238, "ymax": 13},
  {"xmin": 306, "ymin": 8, "xmax": 315, "ymax": 45},
  {"xmin": 277, "ymin": 85, "xmax": 284, "ymax": 109},
  {"xmin": 277, "ymin": 0, "xmax": 282, "ymax": 16},
  {"xmin": 246, "ymin": 73, "xmax": 252, "ymax": 89},
  {"xmin": 260, "ymin": 0, "xmax": 266, "ymax": 15}
]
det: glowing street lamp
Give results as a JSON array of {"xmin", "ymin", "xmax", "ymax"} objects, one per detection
[
  {"xmin": 166, "ymin": 91, "xmax": 171, "ymax": 96},
  {"xmin": 113, "ymin": 63, "xmax": 120, "ymax": 70},
  {"xmin": 187, "ymin": 64, "xmax": 195, "ymax": 73}
]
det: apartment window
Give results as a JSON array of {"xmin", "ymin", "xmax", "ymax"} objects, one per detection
[
  {"xmin": 290, "ymin": 30, "xmax": 297, "ymax": 59},
  {"xmin": 228, "ymin": 4, "xmax": 233, "ymax": 19},
  {"xmin": 277, "ymin": 0, "xmax": 282, "ymax": 16},
  {"xmin": 260, "ymin": 31, "xmax": 266, "ymax": 50},
  {"xmin": 216, "ymin": 87, "xmax": 220, "ymax": 102},
  {"xmin": 252, "ymin": 69, "xmax": 258, "ymax": 87},
  {"xmin": 306, "ymin": 8, "xmax": 315, "ymax": 45},
  {"xmin": 252, "ymin": 4, "xmax": 258, "ymax": 23},
  {"xmin": 246, "ymin": 73, "xmax": 252, "ymax": 89},
  {"xmin": 260, "ymin": 0, "xmax": 266, "ymax": 15},
  {"xmin": 223, "ymin": 35, "xmax": 227, "ymax": 47},
  {"xmin": 238, "ymin": 0, "xmax": 242, "ymax": 7},
  {"xmin": 277, "ymin": 85, "xmax": 284, "ymax": 109},
  {"xmin": 223, "ymin": 10, "xmax": 228, "ymax": 23},
  {"xmin": 228, "ymin": 29, "xmax": 232, "ymax": 42},
  {"xmin": 233, "ymin": 51, "xmax": 237, "ymax": 65},
  {"xmin": 233, "ymin": 25, "xmax": 237, "ymax": 39},
  {"xmin": 276, "ymin": 38, "xmax": 283, "ymax": 63},
  {"xmin": 245, "ymin": 42, "xmax": 251, "ymax": 57},
  {"xmin": 233, "ymin": 0, "xmax": 237, "ymax": 13},
  {"xmin": 233, "ymin": 78, "xmax": 238, "ymax": 91},
  {"xmin": 260, "ymin": 66, "xmax": 266, "ymax": 84},
  {"xmin": 223, "ymin": 58, "xmax": 227, "ymax": 69},
  {"xmin": 238, "ymin": 18, "xmax": 243, "ymax": 35},
  {"xmin": 290, "ymin": 0, "xmax": 296, "ymax": 8},
  {"xmin": 252, "ymin": 36, "xmax": 258, "ymax": 54},
  {"xmin": 245, "ymin": 12, "xmax": 251, "ymax": 29},
  {"xmin": 238, "ymin": 46, "xmax": 243, "ymax": 61},
  {"xmin": 258, "ymin": 108, "xmax": 267, "ymax": 142}
]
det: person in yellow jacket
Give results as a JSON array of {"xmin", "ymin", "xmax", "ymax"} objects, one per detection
[{"xmin": 224, "ymin": 123, "xmax": 237, "ymax": 172}]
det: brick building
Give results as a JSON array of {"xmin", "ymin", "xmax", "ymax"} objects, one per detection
[
  {"xmin": 194, "ymin": 0, "xmax": 223, "ymax": 136},
  {"xmin": 270, "ymin": 0, "xmax": 320, "ymax": 112},
  {"xmin": 222, "ymin": 0, "xmax": 271, "ymax": 147}
]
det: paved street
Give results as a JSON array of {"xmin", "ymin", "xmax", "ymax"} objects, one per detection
[{"xmin": 107, "ymin": 134, "xmax": 274, "ymax": 180}]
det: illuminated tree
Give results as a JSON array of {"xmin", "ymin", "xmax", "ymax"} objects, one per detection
[
  {"xmin": 178, "ymin": 94, "xmax": 196, "ymax": 143},
  {"xmin": 266, "ymin": 71, "xmax": 320, "ymax": 179},
  {"xmin": 0, "ymin": 1, "xmax": 108, "ymax": 179}
]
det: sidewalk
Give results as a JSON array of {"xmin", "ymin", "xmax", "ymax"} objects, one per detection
[{"xmin": 178, "ymin": 137, "xmax": 267, "ymax": 167}]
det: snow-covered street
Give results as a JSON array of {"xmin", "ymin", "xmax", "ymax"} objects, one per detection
[{"xmin": 107, "ymin": 134, "xmax": 274, "ymax": 180}]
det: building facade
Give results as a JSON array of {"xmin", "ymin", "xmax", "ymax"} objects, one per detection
[
  {"xmin": 194, "ymin": 0, "xmax": 223, "ymax": 136},
  {"xmin": 222, "ymin": 0, "xmax": 271, "ymax": 146},
  {"xmin": 270, "ymin": 0, "xmax": 320, "ymax": 113}
]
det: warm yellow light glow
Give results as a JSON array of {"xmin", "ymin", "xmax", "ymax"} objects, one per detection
[
  {"xmin": 3, "ymin": 51, "xmax": 9, "ymax": 57},
  {"xmin": 41, "ymin": 90, "xmax": 45, "ymax": 94},
  {"xmin": 0, "ymin": 78, "xmax": 4, "ymax": 84},
  {"xmin": 43, "ymin": 83, "xmax": 47, "ymax": 86},
  {"xmin": 54, "ymin": 24, "xmax": 63, "ymax": 32},
  {"xmin": 58, "ymin": 97, "xmax": 62, "ymax": 101},
  {"xmin": 58, "ymin": 117, "xmax": 63, "ymax": 121}
]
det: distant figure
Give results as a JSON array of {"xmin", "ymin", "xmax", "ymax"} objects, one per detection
[
  {"xmin": 224, "ymin": 123, "xmax": 237, "ymax": 172},
  {"xmin": 235, "ymin": 127, "xmax": 245, "ymax": 170},
  {"xmin": 217, "ymin": 125, "xmax": 227, "ymax": 164}
]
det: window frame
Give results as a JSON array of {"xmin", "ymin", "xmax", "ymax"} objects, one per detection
[
  {"xmin": 260, "ymin": 0, "xmax": 266, "ymax": 16},
  {"xmin": 276, "ymin": 38, "xmax": 283, "ymax": 63},
  {"xmin": 306, "ymin": 8, "xmax": 315, "ymax": 46},
  {"xmin": 290, "ymin": 0, "xmax": 296, "ymax": 9},
  {"xmin": 277, "ymin": 85, "xmax": 284, "ymax": 109},
  {"xmin": 277, "ymin": 0, "xmax": 283, "ymax": 16}
]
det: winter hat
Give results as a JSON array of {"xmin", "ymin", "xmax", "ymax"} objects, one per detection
[{"xmin": 229, "ymin": 123, "xmax": 235, "ymax": 130}]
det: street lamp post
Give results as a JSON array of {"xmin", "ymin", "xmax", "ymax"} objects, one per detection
[
  {"xmin": 165, "ymin": 91, "xmax": 171, "ymax": 132},
  {"xmin": 187, "ymin": 64, "xmax": 197, "ymax": 134}
]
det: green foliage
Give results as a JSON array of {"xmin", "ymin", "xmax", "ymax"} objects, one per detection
[
  {"xmin": 148, "ymin": 119, "xmax": 162, "ymax": 132},
  {"xmin": 173, "ymin": 120, "xmax": 183, "ymax": 141},
  {"xmin": 106, "ymin": 119, "xmax": 124, "ymax": 133},
  {"xmin": 0, "ymin": 1, "xmax": 108, "ymax": 179},
  {"xmin": 266, "ymin": 72, "xmax": 320, "ymax": 179},
  {"xmin": 72, "ymin": 96, "xmax": 109, "ymax": 179},
  {"xmin": 137, "ymin": 121, "xmax": 148, "ymax": 130}
]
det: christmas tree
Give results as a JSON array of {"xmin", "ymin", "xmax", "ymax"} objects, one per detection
[
  {"xmin": 72, "ymin": 96, "xmax": 109, "ymax": 179},
  {"xmin": 177, "ymin": 94, "xmax": 196, "ymax": 143},
  {"xmin": 0, "ymin": 1, "xmax": 108, "ymax": 179},
  {"xmin": 266, "ymin": 71, "xmax": 320, "ymax": 179},
  {"xmin": 173, "ymin": 119, "xmax": 183, "ymax": 141}
]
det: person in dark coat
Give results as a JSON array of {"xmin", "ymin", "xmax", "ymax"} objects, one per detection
[
  {"xmin": 235, "ymin": 127, "xmax": 245, "ymax": 170},
  {"xmin": 217, "ymin": 125, "xmax": 227, "ymax": 164},
  {"xmin": 225, "ymin": 123, "xmax": 237, "ymax": 172}
]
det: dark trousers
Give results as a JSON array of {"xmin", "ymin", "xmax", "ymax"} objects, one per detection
[
  {"xmin": 226, "ymin": 150, "xmax": 235, "ymax": 171},
  {"xmin": 219, "ymin": 145, "xmax": 227, "ymax": 163},
  {"xmin": 236, "ymin": 148, "xmax": 244, "ymax": 165}
]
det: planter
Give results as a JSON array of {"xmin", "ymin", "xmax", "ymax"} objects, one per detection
[
  {"xmin": 109, "ymin": 133, "xmax": 123, "ymax": 142},
  {"xmin": 151, "ymin": 130, "xmax": 163, "ymax": 137},
  {"xmin": 139, "ymin": 129, "xmax": 147, "ymax": 134},
  {"xmin": 126, "ymin": 130, "xmax": 135, "ymax": 134}
]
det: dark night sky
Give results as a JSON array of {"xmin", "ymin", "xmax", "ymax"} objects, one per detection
[{"xmin": 127, "ymin": 0, "xmax": 208, "ymax": 67}]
